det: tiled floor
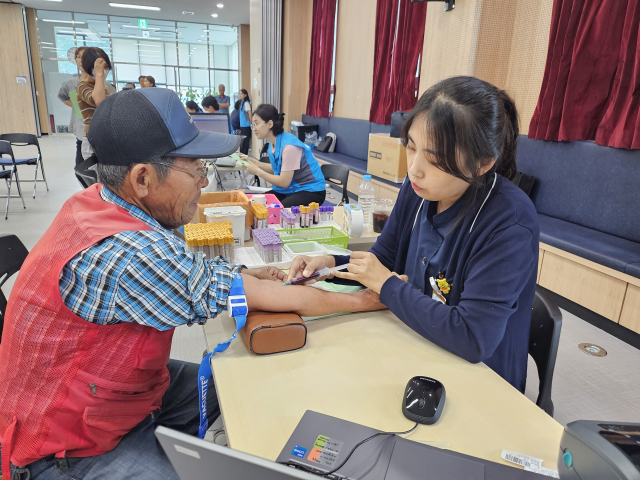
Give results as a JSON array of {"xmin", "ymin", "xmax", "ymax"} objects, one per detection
[{"xmin": 2, "ymin": 134, "xmax": 640, "ymax": 429}]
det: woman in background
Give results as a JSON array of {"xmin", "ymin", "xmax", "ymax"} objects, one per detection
[
  {"xmin": 185, "ymin": 101, "xmax": 202, "ymax": 113},
  {"xmin": 238, "ymin": 89, "xmax": 252, "ymax": 155},
  {"xmin": 230, "ymin": 100, "xmax": 241, "ymax": 135},
  {"xmin": 145, "ymin": 76, "xmax": 156, "ymax": 87}
]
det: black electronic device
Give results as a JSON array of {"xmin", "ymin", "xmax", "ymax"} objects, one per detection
[
  {"xmin": 402, "ymin": 376, "xmax": 445, "ymax": 425},
  {"xmin": 558, "ymin": 420, "xmax": 640, "ymax": 480}
]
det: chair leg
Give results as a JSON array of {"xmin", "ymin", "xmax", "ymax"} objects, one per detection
[
  {"xmin": 13, "ymin": 169, "xmax": 26, "ymax": 209},
  {"xmin": 33, "ymin": 162, "xmax": 39, "ymax": 198},
  {"xmin": 39, "ymin": 157, "xmax": 49, "ymax": 192},
  {"xmin": 5, "ymin": 178, "xmax": 10, "ymax": 220}
]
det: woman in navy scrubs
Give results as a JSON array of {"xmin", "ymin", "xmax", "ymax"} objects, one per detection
[{"xmin": 287, "ymin": 76, "xmax": 539, "ymax": 392}]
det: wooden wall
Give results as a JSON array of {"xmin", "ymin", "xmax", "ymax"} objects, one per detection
[
  {"xmin": 25, "ymin": 7, "xmax": 49, "ymax": 135},
  {"xmin": 418, "ymin": 0, "xmax": 553, "ymax": 132},
  {"xmin": 239, "ymin": 24, "xmax": 251, "ymax": 95},
  {"xmin": 249, "ymin": 0, "xmax": 262, "ymax": 157},
  {"xmin": 332, "ymin": 0, "xmax": 377, "ymax": 121},
  {"xmin": 0, "ymin": 3, "xmax": 38, "ymax": 135},
  {"xmin": 281, "ymin": 0, "xmax": 313, "ymax": 132}
]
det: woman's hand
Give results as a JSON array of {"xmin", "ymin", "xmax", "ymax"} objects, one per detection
[
  {"xmin": 332, "ymin": 251, "xmax": 396, "ymax": 294},
  {"xmin": 286, "ymin": 255, "xmax": 336, "ymax": 284},
  {"xmin": 246, "ymin": 162, "xmax": 263, "ymax": 176},
  {"xmin": 242, "ymin": 266, "xmax": 286, "ymax": 282},
  {"xmin": 93, "ymin": 58, "xmax": 107, "ymax": 77},
  {"xmin": 237, "ymin": 153, "xmax": 249, "ymax": 161}
]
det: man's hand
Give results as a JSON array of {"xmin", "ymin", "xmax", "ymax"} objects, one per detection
[
  {"xmin": 286, "ymin": 255, "xmax": 336, "ymax": 284},
  {"xmin": 94, "ymin": 58, "xmax": 107, "ymax": 77},
  {"xmin": 332, "ymin": 251, "xmax": 394, "ymax": 294},
  {"xmin": 353, "ymin": 288, "xmax": 387, "ymax": 311},
  {"xmin": 242, "ymin": 266, "xmax": 286, "ymax": 282}
]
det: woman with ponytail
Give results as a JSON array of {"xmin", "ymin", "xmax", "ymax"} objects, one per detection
[
  {"xmin": 243, "ymin": 103, "xmax": 326, "ymax": 207},
  {"xmin": 287, "ymin": 76, "xmax": 538, "ymax": 392}
]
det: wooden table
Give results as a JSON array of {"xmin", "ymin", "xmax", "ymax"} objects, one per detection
[{"xmin": 204, "ymin": 309, "xmax": 563, "ymax": 469}]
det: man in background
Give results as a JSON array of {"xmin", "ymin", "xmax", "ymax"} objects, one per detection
[
  {"xmin": 58, "ymin": 46, "xmax": 86, "ymax": 168},
  {"xmin": 138, "ymin": 75, "xmax": 147, "ymax": 88},
  {"xmin": 216, "ymin": 84, "xmax": 230, "ymax": 114},
  {"xmin": 201, "ymin": 96, "xmax": 219, "ymax": 113}
]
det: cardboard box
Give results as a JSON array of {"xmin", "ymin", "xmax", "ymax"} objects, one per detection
[
  {"xmin": 193, "ymin": 190, "xmax": 252, "ymax": 226},
  {"xmin": 367, "ymin": 133, "xmax": 407, "ymax": 183}
]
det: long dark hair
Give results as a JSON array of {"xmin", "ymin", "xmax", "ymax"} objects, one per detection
[
  {"xmin": 145, "ymin": 76, "xmax": 156, "ymax": 87},
  {"xmin": 186, "ymin": 100, "xmax": 202, "ymax": 112},
  {"xmin": 81, "ymin": 47, "xmax": 112, "ymax": 75},
  {"xmin": 253, "ymin": 104, "xmax": 285, "ymax": 136},
  {"xmin": 401, "ymin": 76, "xmax": 519, "ymax": 188},
  {"xmin": 240, "ymin": 89, "xmax": 250, "ymax": 105}
]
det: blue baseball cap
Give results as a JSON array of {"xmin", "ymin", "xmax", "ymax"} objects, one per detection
[{"xmin": 87, "ymin": 88, "xmax": 242, "ymax": 166}]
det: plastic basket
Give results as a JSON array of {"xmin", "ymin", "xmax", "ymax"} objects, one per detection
[{"xmin": 278, "ymin": 226, "xmax": 348, "ymax": 249}]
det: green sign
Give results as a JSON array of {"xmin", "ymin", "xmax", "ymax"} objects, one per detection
[
  {"xmin": 138, "ymin": 18, "xmax": 148, "ymax": 29},
  {"xmin": 142, "ymin": 30, "xmax": 150, "ymax": 38}
]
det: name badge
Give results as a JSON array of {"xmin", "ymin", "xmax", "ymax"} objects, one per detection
[{"xmin": 432, "ymin": 290, "xmax": 446, "ymax": 304}]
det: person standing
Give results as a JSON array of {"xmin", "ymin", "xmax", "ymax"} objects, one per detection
[
  {"xmin": 145, "ymin": 76, "xmax": 156, "ymax": 88},
  {"xmin": 58, "ymin": 46, "xmax": 86, "ymax": 167},
  {"xmin": 238, "ymin": 89, "xmax": 252, "ymax": 155},
  {"xmin": 230, "ymin": 100, "xmax": 241, "ymax": 134},
  {"xmin": 76, "ymin": 47, "xmax": 115, "ymax": 160},
  {"xmin": 215, "ymin": 84, "xmax": 230, "ymax": 114},
  {"xmin": 138, "ymin": 75, "xmax": 147, "ymax": 88}
]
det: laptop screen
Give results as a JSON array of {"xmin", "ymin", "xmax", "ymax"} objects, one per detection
[{"xmin": 190, "ymin": 113, "xmax": 232, "ymax": 134}]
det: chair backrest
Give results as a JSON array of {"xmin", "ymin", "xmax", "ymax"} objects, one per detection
[
  {"xmin": 529, "ymin": 287, "xmax": 563, "ymax": 416},
  {"xmin": 320, "ymin": 163, "xmax": 350, "ymax": 205},
  {"xmin": 0, "ymin": 140, "xmax": 15, "ymax": 163},
  {"xmin": 0, "ymin": 133, "xmax": 39, "ymax": 147},
  {"xmin": 0, "ymin": 235, "xmax": 29, "ymax": 342},
  {"xmin": 74, "ymin": 157, "xmax": 98, "ymax": 189}
]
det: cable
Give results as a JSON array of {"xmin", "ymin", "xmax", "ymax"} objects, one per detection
[{"xmin": 281, "ymin": 422, "xmax": 419, "ymax": 477}]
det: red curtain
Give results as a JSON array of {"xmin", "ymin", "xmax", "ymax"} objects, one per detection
[
  {"xmin": 529, "ymin": 0, "xmax": 640, "ymax": 149},
  {"xmin": 306, "ymin": 0, "xmax": 337, "ymax": 118},
  {"xmin": 369, "ymin": 0, "xmax": 427, "ymax": 125}
]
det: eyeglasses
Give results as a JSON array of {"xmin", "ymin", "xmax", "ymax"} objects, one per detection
[
  {"xmin": 155, "ymin": 161, "xmax": 209, "ymax": 180},
  {"xmin": 251, "ymin": 121, "xmax": 266, "ymax": 130}
]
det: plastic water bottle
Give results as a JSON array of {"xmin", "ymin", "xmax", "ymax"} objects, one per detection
[{"xmin": 358, "ymin": 175, "xmax": 375, "ymax": 229}]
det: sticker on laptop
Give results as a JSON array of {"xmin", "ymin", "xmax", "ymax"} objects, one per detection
[
  {"xmin": 291, "ymin": 446, "xmax": 307, "ymax": 458},
  {"xmin": 307, "ymin": 435, "xmax": 344, "ymax": 468}
]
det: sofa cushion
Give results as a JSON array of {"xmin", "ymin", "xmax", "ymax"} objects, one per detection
[
  {"xmin": 301, "ymin": 115, "xmax": 330, "ymax": 137},
  {"xmin": 517, "ymin": 136, "xmax": 640, "ymax": 243},
  {"xmin": 371, "ymin": 123, "xmax": 391, "ymax": 135},
  {"xmin": 328, "ymin": 117, "xmax": 371, "ymax": 161},
  {"xmin": 313, "ymin": 151, "xmax": 368, "ymax": 175},
  {"xmin": 538, "ymin": 214, "xmax": 640, "ymax": 276}
]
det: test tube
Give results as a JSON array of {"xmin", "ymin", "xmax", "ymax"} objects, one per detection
[
  {"xmin": 313, "ymin": 203, "xmax": 319, "ymax": 224},
  {"xmin": 329, "ymin": 206, "xmax": 334, "ymax": 222}
]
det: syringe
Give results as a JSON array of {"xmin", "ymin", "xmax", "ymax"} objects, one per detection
[{"xmin": 283, "ymin": 263, "xmax": 351, "ymax": 286}]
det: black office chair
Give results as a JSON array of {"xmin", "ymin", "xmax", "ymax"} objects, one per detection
[
  {"xmin": 0, "ymin": 141, "xmax": 27, "ymax": 220},
  {"xmin": 320, "ymin": 164, "xmax": 350, "ymax": 205},
  {"xmin": 0, "ymin": 235, "xmax": 29, "ymax": 343},
  {"xmin": 529, "ymin": 286, "xmax": 563, "ymax": 417},
  {"xmin": 74, "ymin": 157, "xmax": 99, "ymax": 189},
  {"xmin": 0, "ymin": 134, "xmax": 49, "ymax": 198}
]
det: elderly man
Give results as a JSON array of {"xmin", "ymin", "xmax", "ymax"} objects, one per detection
[
  {"xmin": 215, "ymin": 84, "xmax": 231, "ymax": 114},
  {"xmin": 0, "ymin": 88, "xmax": 383, "ymax": 480}
]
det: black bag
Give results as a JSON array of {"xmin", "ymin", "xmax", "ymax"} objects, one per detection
[
  {"xmin": 511, "ymin": 171, "xmax": 536, "ymax": 198},
  {"xmin": 390, "ymin": 111, "xmax": 411, "ymax": 138},
  {"xmin": 316, "ymin": 136, "xmax": 333, "ymax": 153}
]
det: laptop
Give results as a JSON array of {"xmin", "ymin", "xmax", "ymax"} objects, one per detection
[
  {"xmin": 155, "ymin": 426, "xmax": 318, "ymax": 480},
  {"xmin": 190, "ymin": 112, "xmax": 232, "ymax": 134}
]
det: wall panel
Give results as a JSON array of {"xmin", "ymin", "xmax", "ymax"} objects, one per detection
[
  {"xmin": 239, "ymin": 24, "xmax": 251, "ymax": 93},
  {"xmin": 282, "ymin": 0, "xmax": 313, "ymax": 130},
  {"xmin": 0, "ymin": 3, "xmax": 37, "ymax": 135},
  {"xmin": 26, "ymin": 8, "xmax": 49, "ymax": 134},
  {"xmin": 249, "ymin": 0, "xmax": 262, "ymax": 157},
  {"xmin": 332, "ymin": 0, "xmax": 377, "ymax": 120}
]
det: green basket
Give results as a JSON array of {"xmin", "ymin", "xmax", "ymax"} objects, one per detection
[{"xmin": 278, "ymin": 226, "xmax": 349, "ymax": 249}]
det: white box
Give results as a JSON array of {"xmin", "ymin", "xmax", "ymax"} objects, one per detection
[{"xmin": 204, "ymin": 206, "xmax": 247, "ymax": 246}]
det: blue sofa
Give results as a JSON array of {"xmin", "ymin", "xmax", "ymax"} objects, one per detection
[
  {"xmin": 517, "ymin": 136, "xmax": 640, "ymax": 279},
  {"xmin": 301, "ymin": 114, "xmax": 399, "ymax": 187}
]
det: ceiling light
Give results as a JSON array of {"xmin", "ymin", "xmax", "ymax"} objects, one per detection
[
  {"xmin": 108, "ymin": 3, "xmax": 160, "ymax": 11},
  {"xmin": 40, "ymin": 0, "xmax": 63, "ymax": 2},
  {"xmin": 197, "ymin": 40, "xmax": 202, "ymax": 42},
  {"xmin": 211, "ymin": 13, "xmax": 218, "ymax": 18},
  {"xmin": 182, "ymin": 11, "xmax": 194, "ymax": 15},
  {"xmin": 42, "ymin": 19, "xmax": 85, "ymax": 24},
  {"xmin": 217, "ymin": 4, "xmax": 224, "ymax": 7},
  {"xmin": 127, "ymin": 35, "xmax": 160, "ymax": 39}
]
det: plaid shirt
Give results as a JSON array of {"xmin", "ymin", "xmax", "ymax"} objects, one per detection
[{"xmin": 59, "ymin": 186, "xmax": 243, "ymax": 330}]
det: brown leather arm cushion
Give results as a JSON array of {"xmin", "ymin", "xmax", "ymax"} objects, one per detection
[{"xmin": 241, "ymin": 312, "xmax": 307, "ymax": 355}]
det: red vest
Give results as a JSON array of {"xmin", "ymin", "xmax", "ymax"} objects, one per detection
[{"xmin": 0, "ymin": 185, "xmax": 174, "ymax": 478}]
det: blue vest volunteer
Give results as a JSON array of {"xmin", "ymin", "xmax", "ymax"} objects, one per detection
[
  {"xmin": 240, "ymin": 100, "xmax": 251, "ymax": 128},
  {"xmin": 267, "ymin": 131, "xmax": 326, "ymax": 195}
]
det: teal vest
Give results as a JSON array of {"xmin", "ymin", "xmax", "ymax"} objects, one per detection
[{"xmin": 267, "ymin": 132, "xmax": 326, "ymax": 195}]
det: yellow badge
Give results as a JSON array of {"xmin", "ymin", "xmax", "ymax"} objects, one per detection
[{"xmin": 436, "ymin": 277, "xmax": 451, "ymax": 294}]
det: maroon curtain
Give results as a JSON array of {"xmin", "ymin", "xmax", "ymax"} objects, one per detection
[
  {"xmin": 306, "ymin": 0, "xmax": 337, "ymax": 118},
  {"xmin": 369, "ymin": 0, "xmax": 427, "ymax": 125},
  {"xmin": 529, "ymin": 0, "xmax": 640, "ymax": 149}
]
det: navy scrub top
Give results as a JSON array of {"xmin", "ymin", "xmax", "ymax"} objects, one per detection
[{"xmin": 405, "ymin": 195, "xmax": 466, "ymax": 294}]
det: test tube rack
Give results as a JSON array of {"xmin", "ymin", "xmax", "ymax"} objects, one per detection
[{"xmin": 184, "ymin": 222, "xmax": 235, "ymax": 262}]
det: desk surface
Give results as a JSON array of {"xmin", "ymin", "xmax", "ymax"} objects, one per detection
[{"xmin": 204, "ymin": 310, "xmax": 563, "ymax": 469}]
